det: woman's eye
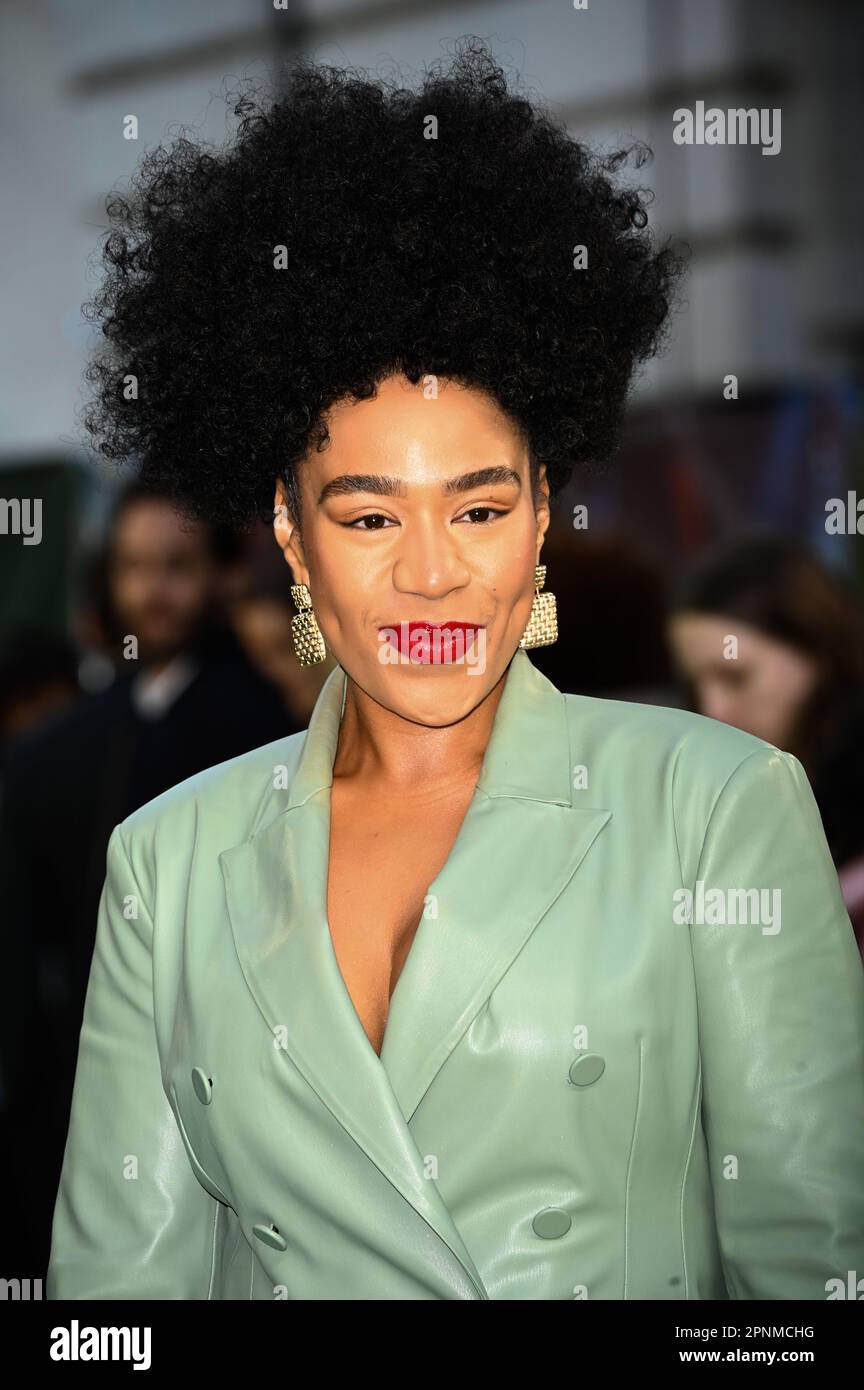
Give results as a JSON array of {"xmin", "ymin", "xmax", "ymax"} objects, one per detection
[
  {"xmin": 342, "ymin": 514, "xmax": 394, "ymax": 530},
  {"xmin": 342, "ymin": 507, "xmax": 507, "ymax": 529},
  {"xmin": 456, "ymin": 507, "xmax": 508, "ymax": 525}
]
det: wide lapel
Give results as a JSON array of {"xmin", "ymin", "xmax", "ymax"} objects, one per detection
[{"xmin": 380, "ymin": 650, "xmax": 612, "ymax": 1119}]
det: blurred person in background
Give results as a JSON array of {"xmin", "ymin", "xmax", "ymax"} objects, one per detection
[
  {"xmin": 0, "ymin": 627, "xmax": 80, "ymax": 745},
  {"xmin": 0, "ymin": 477, "xmax": 299, "ymax": 1273},
  {"xmin": 0, "ymin": 625, "xmax": 80, "ymax": 1275},
  {"xmin": 229, "ymin": 583, "xmax": 336, "ymax": 725},
  {"xmin": 668, "ymin": 534, "xmax": 864, "ymax": 954},
  {"xmin": 529, "ymin": 529, "xmax": 676, "ymax": 705},
  {"xmin": 224, "ymin": 526, "xmax": 338, "ymax": 726}
]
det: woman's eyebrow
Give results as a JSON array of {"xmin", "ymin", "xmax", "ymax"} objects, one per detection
[{"xmin": 317, "ymin": 466, "xmax": 522, "ymax": 504}]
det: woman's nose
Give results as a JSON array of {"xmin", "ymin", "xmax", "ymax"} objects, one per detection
[{"xmin": 391, "ymin": 522, "xmax": 471, "ymax": 598}]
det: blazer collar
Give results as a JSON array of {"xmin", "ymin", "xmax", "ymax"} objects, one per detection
[
  {"xmin": 219, "ymin": 649, "xmax": 611, "ymax": 1300},
  {"xmin": 282, "ymin": 645, "xmax": 578, "ymax": 811}
]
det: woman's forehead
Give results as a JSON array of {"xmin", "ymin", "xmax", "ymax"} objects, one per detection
[{"xmin": 311, "ymin": 375, "xmax": 528, "ymax": 471}]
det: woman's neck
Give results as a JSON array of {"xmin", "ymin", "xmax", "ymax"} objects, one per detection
[{"xmin": 332, "ymin": 671, "xmax": 506, "ymax": 797}]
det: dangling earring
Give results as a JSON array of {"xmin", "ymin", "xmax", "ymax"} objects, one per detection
[
  {"xmin": 290, "ymin": 583, "xmax": 327, "ymax": 666},
  {"xmin": 519, "ymin": 564, "xmax": 558, "ymax": 650}
]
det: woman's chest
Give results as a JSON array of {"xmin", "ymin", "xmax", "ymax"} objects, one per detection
[{"xmin": 325, "ymin": 785, "xmax": 476, "ymax": 1055}]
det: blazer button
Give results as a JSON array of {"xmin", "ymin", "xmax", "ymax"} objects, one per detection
[
  {"xmin": 532, "ymin": 1208, "xmax": 572, "ymax": 1239},
  {"xmin": 191, "ymin": 1067, "xmax": 213, "ymax": 1104},
  {"xmin": 253, "ymin": 1222, "xmax": 288, "ymax": 1251},
  {"xmin": 568, "ymin": 1052, "xmax": 605, "ymax": 1086}
]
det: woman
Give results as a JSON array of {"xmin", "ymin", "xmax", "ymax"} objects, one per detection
[
  {"xmin": 668, "ymin": 533, "xmax": 864, "ymax": 956},
  {"xmin": 47, "ymin": 42, "xmax": 864, "ymax": 1301}
]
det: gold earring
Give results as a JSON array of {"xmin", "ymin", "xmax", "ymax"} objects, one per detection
[
  {"xmin": 290, "ymin": 583, "xmax": 327, "ymax": 666},
  {"xmin": 519, "ymin": 564, "xmax": 558, "ymax": 650}
]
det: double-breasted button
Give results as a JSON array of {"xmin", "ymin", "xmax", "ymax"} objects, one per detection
[
  {"xmin": 191, "ymin": 1067, "xmax": 213, "ymax": 1104},
  {"xmin": 532, "ymin": 1208, "xmax": 572, "ymax": 1239},
  {"xmin": 253, "ymin": 1222, "xmax": 288, "ymax": 1251},
  {"xmin": 568, "ymin": 1052, "xmax": 605, "ymax": 1087}
]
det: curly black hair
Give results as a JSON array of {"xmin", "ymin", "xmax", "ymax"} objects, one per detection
[{"xmin": 82, "ymin": 36, "xmax": 687, "ymax": 533}]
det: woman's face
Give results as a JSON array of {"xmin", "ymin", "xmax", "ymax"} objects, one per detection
[
  {"xmin": 274, "ymin": 373, "xmax": 549, "ymax": 727},
  {"xmin": 667, "ymin": 610, "xmax": 821, "ymax": 749}
]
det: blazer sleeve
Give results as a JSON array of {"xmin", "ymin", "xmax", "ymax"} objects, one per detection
[
  {"xmin": 690, "ymin": 745, "xmax": 864, "ymax": 1300},
  {"xmin": 46, "ymin": 824, "xmax": 219, "ymax": 1299}
]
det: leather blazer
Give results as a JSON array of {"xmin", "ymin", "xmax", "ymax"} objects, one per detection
[{"xmin": 46, "ymin": 648, "xmax": 864, "ymax": 1299}]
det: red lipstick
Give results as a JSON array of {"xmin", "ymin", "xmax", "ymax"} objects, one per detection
[{"xmin": 377, "ymin": 621, "xmax": 484, "ymax": 664}]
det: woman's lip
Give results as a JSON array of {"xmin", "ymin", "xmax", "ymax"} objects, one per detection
[
  {"xmin": 377, "ymin": 622, "xmax": 484, "ymax": 632},
  {"xmin": 376, "ymin": 621, "xmax": 486, "ymax": 663}
]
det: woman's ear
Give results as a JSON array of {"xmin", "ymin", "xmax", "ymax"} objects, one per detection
[
  {"xmin": 273, "ymin": 479, "xmax": 309, "ymax": 587},
  {"xmin": 534, "ymin": 463, "xmax": 551, "ymax": 559}
]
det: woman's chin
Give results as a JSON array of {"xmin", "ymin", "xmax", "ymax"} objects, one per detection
[{"xmin": 372, "ymin": 667, "xmax": 497, "ymax": 726}]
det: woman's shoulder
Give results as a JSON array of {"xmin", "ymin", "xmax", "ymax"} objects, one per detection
[
  {"xmin": 117, "ymin": 725, "xmax": 308, "ymax": 853},
  {"xmin": 561, "ymin": 688, "xmax": 788, "ymax": 794},
  {"xmin": 559, "ymin": 690, "xmax": 818, "ymax": 878}
]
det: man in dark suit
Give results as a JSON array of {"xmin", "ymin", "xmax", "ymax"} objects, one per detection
[{"xmin": 0, "ymin": 482, "xmax": 300, "ymax": 1275}]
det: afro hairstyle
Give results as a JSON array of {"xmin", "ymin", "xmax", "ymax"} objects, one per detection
[{"xmin": 82, "ymin": 36, "xmax": 687, "ymax": 533}]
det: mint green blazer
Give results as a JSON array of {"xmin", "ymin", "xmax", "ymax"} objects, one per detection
[{"xmin": 47, "ymin": 649, "xmax": 864, "ymax": 1300}]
